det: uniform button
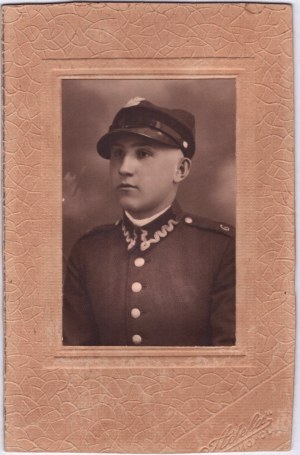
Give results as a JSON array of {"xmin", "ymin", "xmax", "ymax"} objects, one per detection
[
  {"xmin": 185, "ymin": 216, "xmax": 193, "ymax": 224},
  {"xmin": 131, "ymin": 282, "xmax": 142, "ymax": 293},
  {"xmin": 131, "ymin": 308, "xmax": 141, "ymax": 319},
  {"xmin": 134, "ymin": 257, "xmax": 145, "ymax": 267},
  {"xmin": 132, "ymin": 334, "xmax": 142, "ymax": 345}
]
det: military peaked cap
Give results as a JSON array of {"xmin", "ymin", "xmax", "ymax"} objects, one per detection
[{"xmin": 97, "ymin": 97, "xmax": 196, "ymax": 159}]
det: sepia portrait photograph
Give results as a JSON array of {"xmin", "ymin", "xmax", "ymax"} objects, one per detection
[{"xmin": 62, "ymin": 79, "xmax": 236, "ymax": 347}]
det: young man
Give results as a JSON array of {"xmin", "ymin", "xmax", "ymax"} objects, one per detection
[{"xmin": 63, "ymin": 98, "xmax": 236, "ymax": 346}]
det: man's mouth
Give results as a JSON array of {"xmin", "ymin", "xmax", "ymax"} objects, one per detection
[{"xmin": 118, "ymin": 183, "xmax": 138, "ymax": 189}]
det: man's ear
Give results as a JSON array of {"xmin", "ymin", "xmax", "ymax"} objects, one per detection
[{"xmin": 174, "ymin": 157, "xmax": 191, "ymax": 183}]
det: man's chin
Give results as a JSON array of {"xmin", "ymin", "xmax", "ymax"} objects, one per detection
[
  {"xmin": 117, "ymin": 198, "xmax": 152, "ymax": 219},
  {"xmin": 117, "ymin": 196, "xmax": 141, "ymax": 213}
]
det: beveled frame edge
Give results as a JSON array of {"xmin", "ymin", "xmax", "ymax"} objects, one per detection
[{"xmin": 41, "ymin": 57, "xmax": 256, "ymax": 369}]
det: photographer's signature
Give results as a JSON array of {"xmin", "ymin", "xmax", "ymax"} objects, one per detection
[{"xmin": 200, "ymin": 411, "xmax": 276, "ymax": 452}]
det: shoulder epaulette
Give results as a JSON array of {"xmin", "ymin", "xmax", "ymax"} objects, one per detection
[{"xmin": 182, "ymin": 214, "xmax": 235, "ymax": 238}]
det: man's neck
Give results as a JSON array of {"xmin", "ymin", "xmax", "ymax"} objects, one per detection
[{"xmin": 125, "ymin": 205, "xmax": 172, "ymax": 227}]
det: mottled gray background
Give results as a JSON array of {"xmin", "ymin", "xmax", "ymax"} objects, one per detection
[{"xmin": 62, "ymin": 79, "xmax": 236, "ymax": 259}]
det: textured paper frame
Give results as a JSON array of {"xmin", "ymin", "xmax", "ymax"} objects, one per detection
[{"xmin": 3, "ymin": 2, "xmax": 294, "ymax": 452}]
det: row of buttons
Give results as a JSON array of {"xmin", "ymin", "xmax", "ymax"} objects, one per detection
[{"xmin": 132, "ymin": 257, "xmax": 145, "ymax": 344}]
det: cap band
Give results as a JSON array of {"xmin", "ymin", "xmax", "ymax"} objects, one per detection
[{"xmin": 109, "ymin": 119, "xmax": 187, "ymax": 150}]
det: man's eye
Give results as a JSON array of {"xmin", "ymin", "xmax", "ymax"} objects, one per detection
[
  {"xmin": 111, "ymin": 148, "xmax": 124, "ymax": 158},
  {"xmin": 137, "ymin": 149, "xmax": 152, "ymax": 158}
]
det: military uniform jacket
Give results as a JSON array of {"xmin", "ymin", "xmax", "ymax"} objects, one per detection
[{"xmin": 63, "ymin": 204, "xmax": 236, "ymax": 346}]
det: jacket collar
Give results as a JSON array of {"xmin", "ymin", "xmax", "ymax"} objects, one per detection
[{"xmin": 121, "ymin": 201, "xmax": 183, "ymax": 252}]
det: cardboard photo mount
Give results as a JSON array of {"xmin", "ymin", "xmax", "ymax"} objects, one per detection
[{"xmin": 3, "ymin": 3, "xmax": 294, "ymax": 452}]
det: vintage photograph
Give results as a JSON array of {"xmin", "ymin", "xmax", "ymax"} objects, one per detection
[
  {"xmin": 3, "ymin": 3, "xmax": 294, "ymax": 452},
  {"xmin": 62, "ymin": 79, "xmax": 236, "ymax": 347}
]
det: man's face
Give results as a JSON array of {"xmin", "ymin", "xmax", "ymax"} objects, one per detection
[{"xmin": 109, "ymin": 133, "xmax": 187, "ymax": 219}]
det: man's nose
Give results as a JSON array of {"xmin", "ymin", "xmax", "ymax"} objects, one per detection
[{"xmin": 118, "ymin": 154, "xmax": 135, "ymax": 175}]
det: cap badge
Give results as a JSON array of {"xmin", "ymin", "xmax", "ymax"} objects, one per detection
[{"xmin": 124, "ymin": 97, "xmax": 146, "ymax": 108}]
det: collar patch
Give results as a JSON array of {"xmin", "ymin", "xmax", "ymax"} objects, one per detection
[{"xmin": 121, "ymin": 218, "xmax": 179, "ymax": 251}]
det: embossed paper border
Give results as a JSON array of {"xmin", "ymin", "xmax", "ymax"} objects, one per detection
[{"xmin": 3, "ymin": 3, "xmax": 294, "ymax": 452}]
